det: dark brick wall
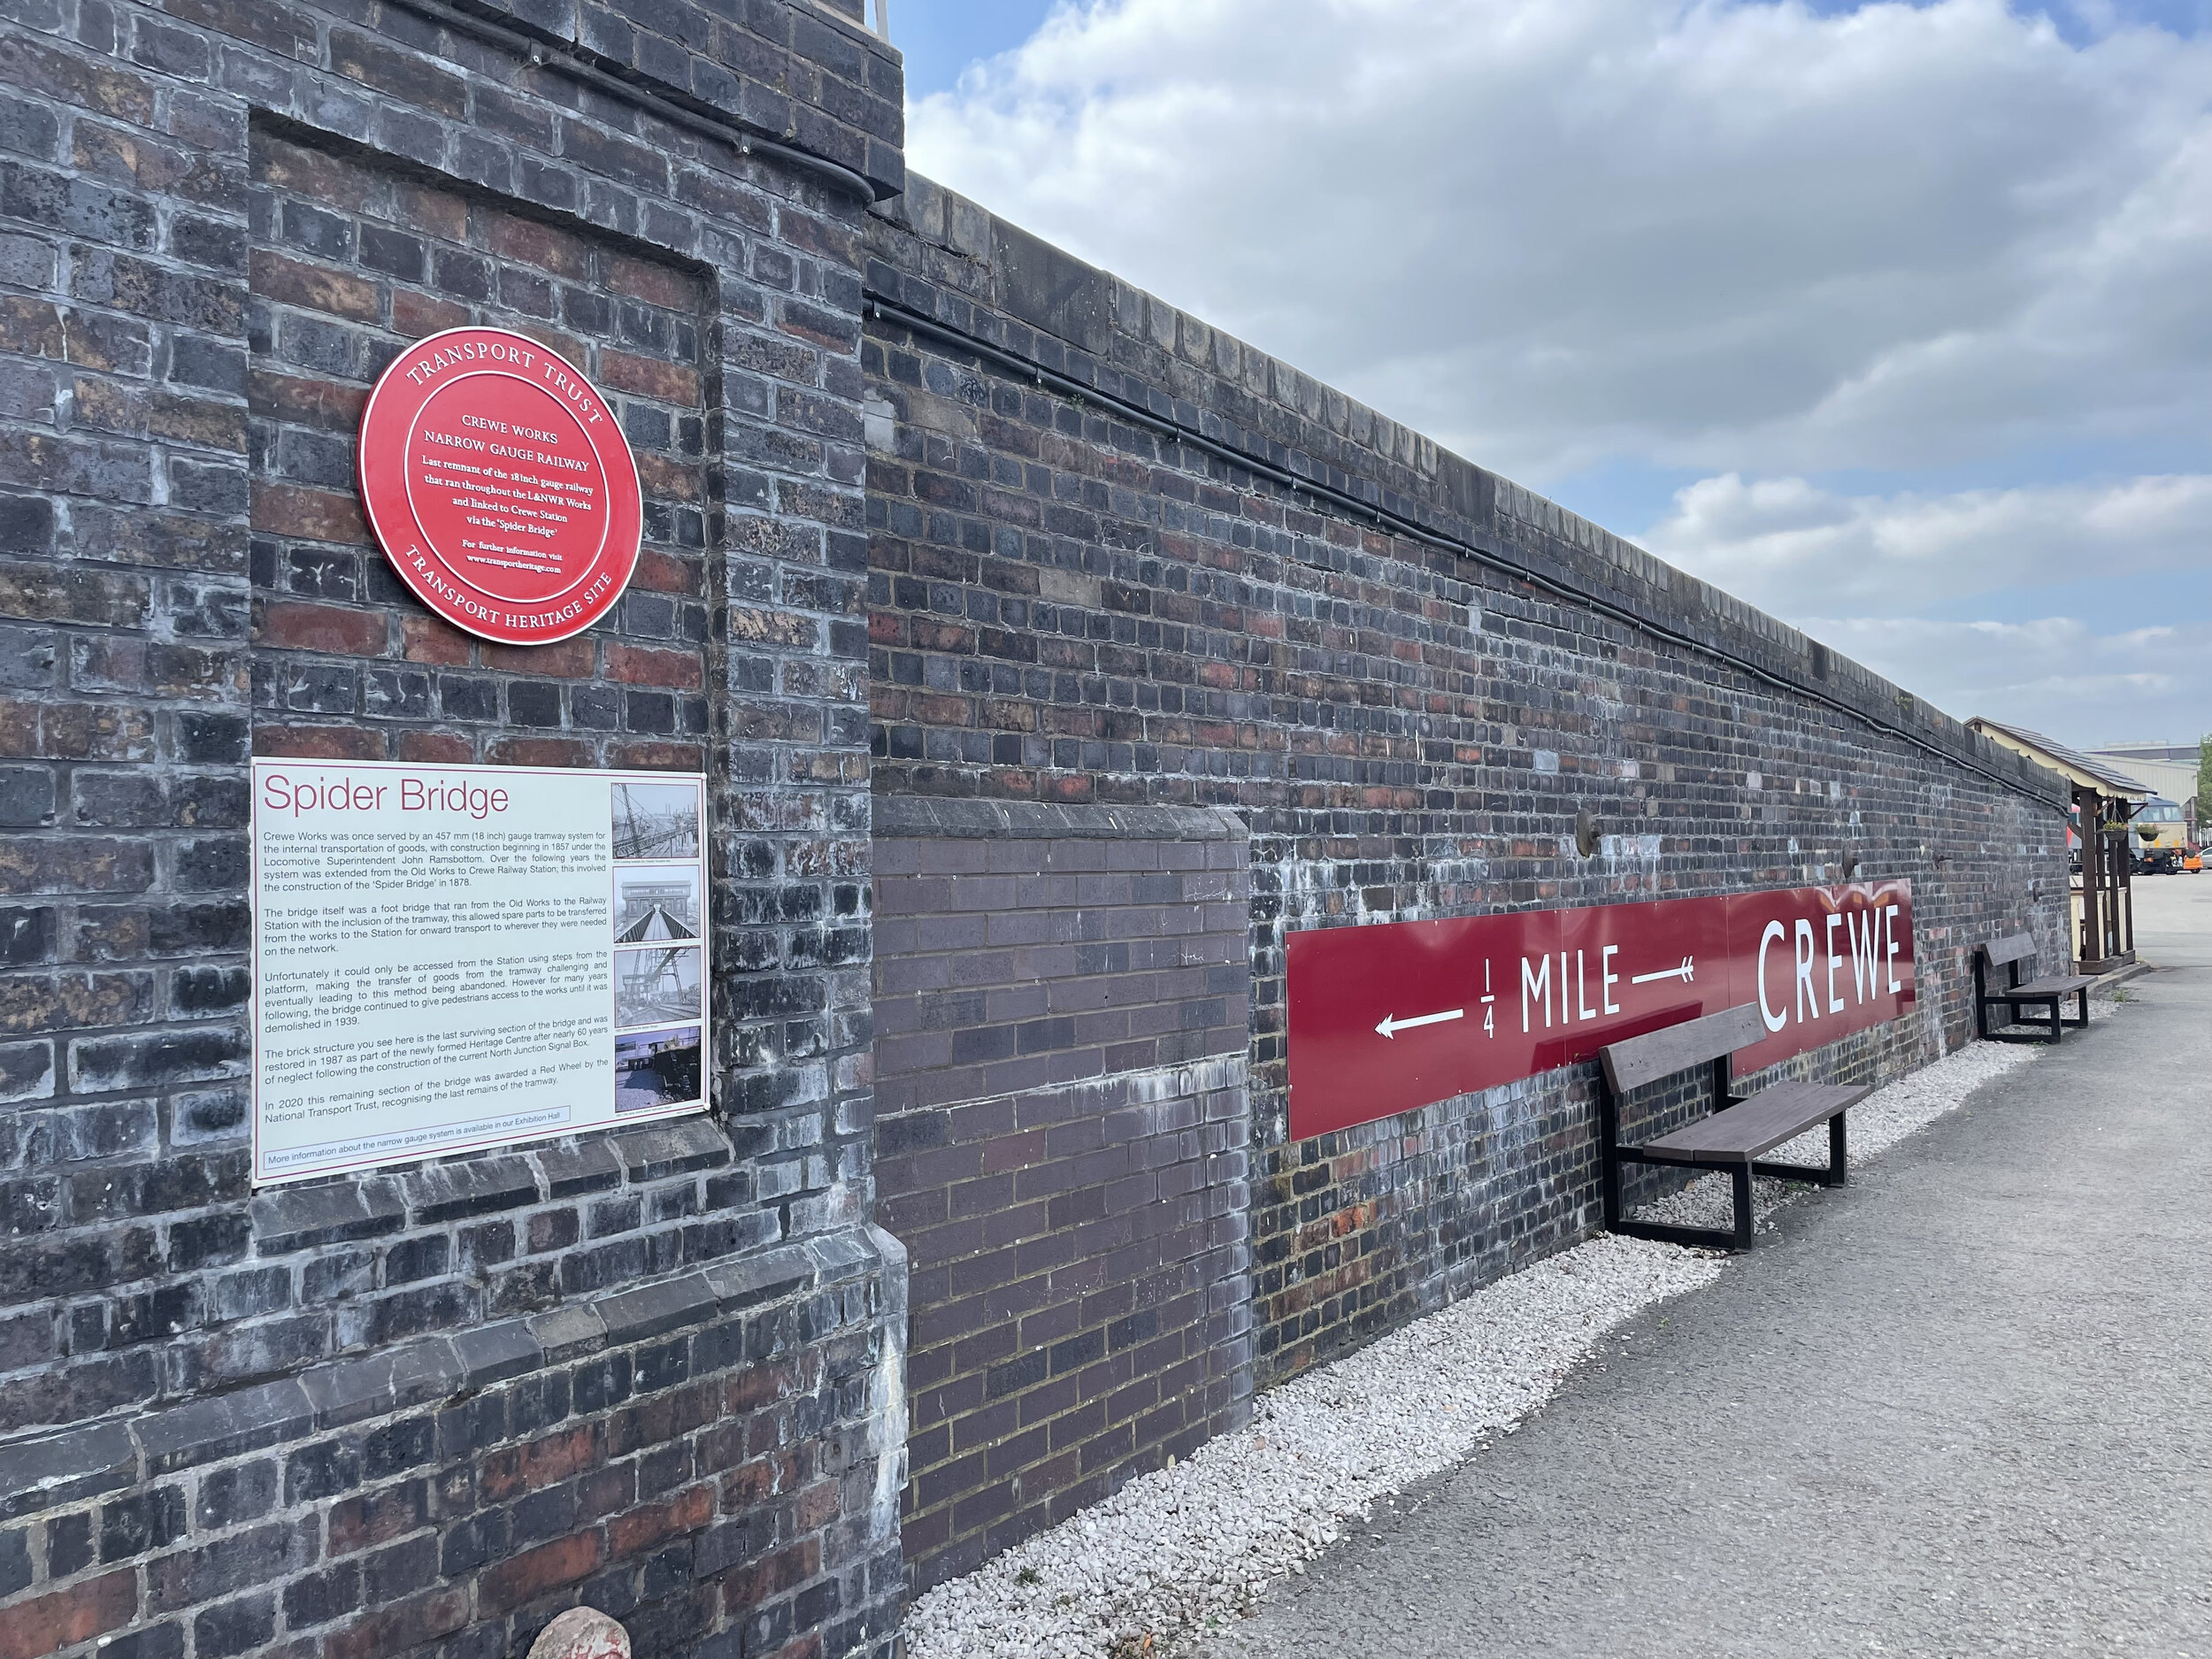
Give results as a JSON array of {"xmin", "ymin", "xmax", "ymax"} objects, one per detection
[
  {"xmin": 872, "ymin": 798, "xmax": 1250, "ymax": 1590},
  {"xmin": 2, "ymin": 0, "xmax": 902, "ymax": 1655},
  {"xmin": 859, "ymin": 173, "xmax": 2074, "ymax": 1394},
  {"xmin": 248, "ymin": 119, "xmax": 712, "ymax": 774}
]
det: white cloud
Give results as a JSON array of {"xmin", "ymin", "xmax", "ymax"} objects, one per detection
[
  {"xmin": 1801, "ymin": 613, "xmax": 2212, "ymax": 742},
  {"xmin": 1643, "ymin": 471, "xmax": 2212, "ymax": 612},
  {"xmin": 910, "ymin": 0, "xmax": 2212, "ymax": 744},
  {"xmin": 910, "ymin": 0, "xmax": 2212, "ymax": 483}
]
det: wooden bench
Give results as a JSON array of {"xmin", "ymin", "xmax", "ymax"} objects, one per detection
[
  {"xmin": 1597, "ymin": 1003, "xmax": 1870, "ymax": 1252},
  {"xmin": 1974, "ymin": 933, "xmax": 2094, "ymax": 1045}
]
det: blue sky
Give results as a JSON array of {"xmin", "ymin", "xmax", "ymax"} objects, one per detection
[
  {"xmin": 896, "ymin": 0, "xmax": 2212, "ymax": 95},
  {"xmin": 893, "ymin": 1, "xmax": 2212, "ymax": 744}
]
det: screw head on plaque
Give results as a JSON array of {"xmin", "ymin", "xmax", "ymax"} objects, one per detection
[{"xmin": 357, "ymin": 326, "xmax": 644, "ymax": 645}]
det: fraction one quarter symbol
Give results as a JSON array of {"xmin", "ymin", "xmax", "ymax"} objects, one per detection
[{"xmin": 357, "ymin": 325, "xmax": 644, "ymax": 645}]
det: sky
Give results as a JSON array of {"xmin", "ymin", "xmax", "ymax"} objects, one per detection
[{"xmin": 887, "ymin": 0, "xmax": 2212, "ymax": 753}]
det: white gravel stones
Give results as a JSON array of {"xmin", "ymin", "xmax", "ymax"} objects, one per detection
[
  {"xmin": 903, "ymin": 1237, "xmax": 1721, "ymax": 1659},
  {"xmin": 903, "ymin": 1012, "xmax": 2108, "ymax": 1659}
]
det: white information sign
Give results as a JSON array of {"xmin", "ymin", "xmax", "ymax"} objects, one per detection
[{"xmin": 250, "ymin": 758, "xmax": 710, "ymax": 1186}]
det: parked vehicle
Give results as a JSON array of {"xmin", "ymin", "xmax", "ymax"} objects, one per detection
[
  {"xmin": 2132, "ymin": 796, "xmax": 2189, "ymax": 873},
  {"xmin": 2185, "ymin": 843, "xmax": 2204, "ymax": 874}
]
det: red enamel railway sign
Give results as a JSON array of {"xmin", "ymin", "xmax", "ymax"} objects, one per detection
[
  {"xmin": 357, "ymin": 326, "xmax": 642, "ymax": 644},
  {"xmin": 1286, "ymin": 882, "xmax": 1916, "ymax": 1140}
]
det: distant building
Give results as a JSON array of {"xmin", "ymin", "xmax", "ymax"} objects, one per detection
[{"xmin": 2085, "ymin": 742, "xmax": 2200, "ymax": 832}]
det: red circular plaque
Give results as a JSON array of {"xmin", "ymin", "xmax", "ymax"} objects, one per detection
[{"xmin": 357, "ymin": 326, "xmax": 643, "ymax": 644}]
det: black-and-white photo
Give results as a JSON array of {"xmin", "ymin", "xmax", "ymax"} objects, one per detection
[
  {"xmin": 613, "ymin": 944, "xmax": 702, "ymax": 1029},
  {"xmin": 611, "ymin": 780, "xmax": 702, "ymax": 861},
  {"xmin": 613, "ymin": 1025, "xmax": 701, "ymax": 1113},
  {"xmin": 614, "ymin": 865, "xmax": 701, "ymax": 941}
]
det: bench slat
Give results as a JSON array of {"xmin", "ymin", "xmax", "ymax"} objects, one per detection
[
  {"xmin": 1600, "ymin": 1002, "xmax": 1766, "ymax": 1094},
  {"xmin": 1637, "ymin": 1080, "xmax": 1870, "ymax": 1164},
  {"xmin": 1997, "ymin": 974, "xmax": 2096, "ymax": 996},
  {"xmin": 1980, "ymin": 933, "xmax": 2035, "ymax": 967}
]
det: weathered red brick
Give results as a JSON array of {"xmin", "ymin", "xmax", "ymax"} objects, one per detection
[
  {"xmin": 257, "ymin": 599, "xmax": 386, "ymax": 657},
  {"xmin": 326, "ymin": 1480, "xmax": 429, "ymax": 1556},
  {"xmin": 391, "ymin": 288, "xmax": 471, "ymax": 339},
  {"xmin": 0, "ymin": 1568, "xmax": 136, "ymax": 1659},
  {"xmin": 251, "ymin": 481, "xmax": 368, "ymax": 546},
  {"xmin": 249, "ymin": 249, "xmax": 380, "ymax": 321},
  {"xmin": 324, "ymin": 1586, "xmax": 468, "ymax": 1659},
  {"xmin": 604, "ymin": 643, "xmax": 701, "ymax": 691},
  {"xmin": 252, "ymin": 725, "xmax": 387, "ymax": 760},
  {"xmin": 610, "ymin": 741, "xmax": 705, "ymax": 772},
  {"xmin": 484, "ymin": 211, "xmax": 592, "ymax": 279},
  {"xmin": 476, "ymin": 1532, "xmax": 603, "ymax": 1615},
  {"xmin": 395, "ymin": 730, "xmax": 472, "ymax": 764},
  {"xmin": 604, "ymin": 251, "xmax": 695, "ymax": 311},
  {"xmin": 717, "ymin": 1538, "xmax": 818, "ymax": 1609},
  {"xmin": 607, "ymin": 1483, "xmax": 713, "ymax": 1559},
  {"xmin": 399, "ymin": 613, "xmax": 472, "ymax": 666},
  {"xmin": 596, "ymin": 349, "xmax": 699, "ymax": 403},
  {"xmin": 478, "ymin": 1424, "xmax": 601, "ymax": 1502},
  {"xmin": 631, "ymin": 548, "xmax": 698, "ymax": 595},
  {"xmin": 486, "ymin": 736, "xmax": 591, "ymax": 767},
  {"xmin": 249, "ymin": 369, "xmax": 366, "ymax": 430},
  {"xmin": 480, "ymin": 637, "xmax": 593, "ymax": 678},
  {"xmin": 637, "ymin": 450, "xmax": 702, "ymax": 502}
]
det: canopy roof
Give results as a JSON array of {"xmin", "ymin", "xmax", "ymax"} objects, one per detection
[{"xmin": 1969, "ymin": 718, "xmax": 2150, "ymax": 800}]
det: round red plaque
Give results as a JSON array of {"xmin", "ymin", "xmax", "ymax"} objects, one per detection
[{"xmin": 357, "ymin": 326, "xmax": 643, "ymax": 644}]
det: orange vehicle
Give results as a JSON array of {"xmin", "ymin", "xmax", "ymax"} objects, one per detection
[{"xmin": 2185, "ymin": 843, "xmax": 2204, "ymax": 874}]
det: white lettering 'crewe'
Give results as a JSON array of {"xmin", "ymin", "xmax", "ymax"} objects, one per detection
[
  {"xmin": 1601, "ymin": 944, "xmax": 1621, "ymax": 1015},
  {"xmin": 1826, "ymin": 913, "xmax": 1846, "ymax": 1015},
  {"xmin": 1885, "ymin": 903, "xmax": 1904, "ymax": 994},
  {"xmin": 1756, "ymin": 921, "xmax": 1788, "ymax": 1033},
  {"xmin": 1794, "ymin": 918, "xmax": 1818, "ymax": 1022},
  {"xmin": 1521, "ymin": 955, "xmax": 1551, "ymax": 1033},
  {"xmin": 1849, "ymin": 910, "xmax": 1879, "ymax": 1003}
]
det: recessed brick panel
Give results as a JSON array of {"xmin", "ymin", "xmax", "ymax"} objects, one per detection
[{"xmin": 873, "ymin": 800, "xmax": 1253, "ymax": 1590}]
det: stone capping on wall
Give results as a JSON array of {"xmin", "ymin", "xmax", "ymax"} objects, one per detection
[
  {"xmin": 864, "ymin": 175, "xmax": 2066, "ymax": 814},
  {"xmin": 443, "ymin": 0, "xmax": 906, "ymax": 196},
  {"xmin": 0, "ymin": 1226, "xmax": 901, "ymax": 1520},
  {"xmin": 873, "ymin": 795, "xmax": 1250, "ymax": 843}
]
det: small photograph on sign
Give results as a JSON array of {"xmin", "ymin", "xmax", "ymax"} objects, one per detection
[
  {"xmin": 614, "ymin": 865, "xmax": 701, "ymax": 941},
  {"xmin": 611, "ymin": 780, "xmax": 701, "ymax": 862},
  {"xmin": 616, "ymin": 1025, "xmax": 703, "ymax": 1113},
  {"xmin": 614, "ymin": 944, "xmax": 703, "ymax": 1030}
]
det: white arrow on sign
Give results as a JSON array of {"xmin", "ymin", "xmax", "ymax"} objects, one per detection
[
  {"xmin": 1631, "ymin": 956, "xmax": 1696, "ymax": 986},
  {"xmin": 1375, "ymin": 1008, "xmax": 1465, "ymax": 1040}
]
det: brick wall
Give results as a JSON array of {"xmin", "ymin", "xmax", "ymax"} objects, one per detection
[
  {"xmin": 2, "ymin": 0, "xmax": 903, "ymax": 1654},
  {"xmin": 872, "ymin": 798, "xmax": 1250, "ymax": 1590},
  {"xmin": 859, "ymin": 173, "xmax": 2073, "ymax": 1397}
]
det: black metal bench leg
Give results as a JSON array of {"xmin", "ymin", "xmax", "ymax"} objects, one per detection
[
  {"xmin": 1828, "ymin": 1111, "xmax": 1847, "ymax": 1187},
  {"xmin": 1731, "ymin": 1164, "xmax": 1755, "ymax": 1251},
  {"xmin": 2069, "ymin": 987, "xmax": 2090, "ymax": 1029}
]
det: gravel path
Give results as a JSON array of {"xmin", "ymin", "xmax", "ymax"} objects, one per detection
[{"xmin": 902, "ymin": 1011, "xmax": 2109, "ymax": 1659}]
